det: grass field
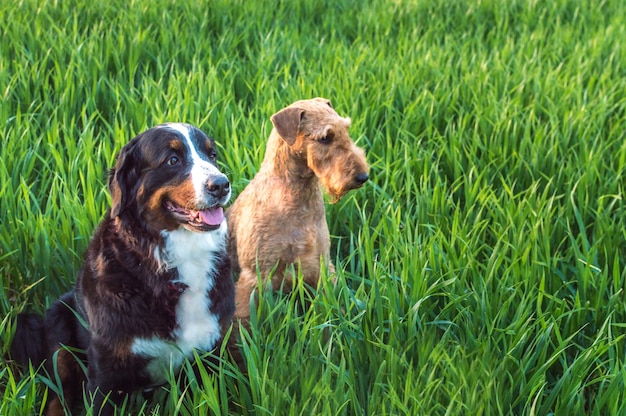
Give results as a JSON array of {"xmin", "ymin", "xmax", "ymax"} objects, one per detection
[{"xmin": 1, "ymin": 0, "xmax": 626, "ymax": 414}]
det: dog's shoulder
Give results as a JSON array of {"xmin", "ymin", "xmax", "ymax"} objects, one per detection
[{"xmin": 77, "ymin": 216, "xmax": 179, "ymax": 342}]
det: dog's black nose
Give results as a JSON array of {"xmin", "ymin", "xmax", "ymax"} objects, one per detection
[
  {"xmin": 207, "ymin": 176, "xmax": 230, "ymax": 198},
  {"xmin": 355, "ymin": 172, "xmax": 369, "ymax": 185}
]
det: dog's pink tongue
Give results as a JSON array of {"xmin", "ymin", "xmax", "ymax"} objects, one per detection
[{"xmin": 199, "ymin": 207, "xmax": 224, "ymax": 226}]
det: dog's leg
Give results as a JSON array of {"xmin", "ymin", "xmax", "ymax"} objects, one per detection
[
  {"xmin": 44, "ymin": 292, "xmax": 87, "ymax": 416},
  {"xmin": 87, "ymin": 369, "xmax": 131, "ymax": 416},
  {"xmin": 88, "ymin": 388, "xmax": 125, "ymax": 416},
  {"xmin": 45, "ymin": 348, "xmax": 84, "ymax": 416},
  {"xmin": 234, "ymin": 268, "xmax": 258, "ymax": 322},
  {"xmin": 86, "ymin": 342, "xmax": 152, "ymax": 416}
]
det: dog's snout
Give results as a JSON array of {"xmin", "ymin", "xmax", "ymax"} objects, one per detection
[
  {"xmin": 354, "ymin": 172, "xmax": 369, "ymax": 185},
  {"xmin": 207, "ymin": 176, "xmax": 230, "ymax": 198}
]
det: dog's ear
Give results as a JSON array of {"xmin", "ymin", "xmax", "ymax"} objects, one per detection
[
  {"xmin": 271, "ymin": 107, "xmax": 304, "ymax": 146},
  {"xmin": 109, "ymin": 137, "xmax": 141, "ymax": 219}
]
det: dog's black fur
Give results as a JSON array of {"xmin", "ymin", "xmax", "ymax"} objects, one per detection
[{"xmin": 11, "ymin": 124, "xmax": 235, "ymax": 415}]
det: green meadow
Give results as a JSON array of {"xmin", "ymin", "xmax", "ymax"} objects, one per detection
[{"xmin": 1, "ymin": 0, "xmax": 625, "ymax": 414}]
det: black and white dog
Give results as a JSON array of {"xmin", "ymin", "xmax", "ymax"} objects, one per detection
[{"xmin": 11, "ymin": 123, "xmax": 235, "ymax": 415}]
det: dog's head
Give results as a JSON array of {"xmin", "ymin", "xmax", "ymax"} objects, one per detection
[
  {"xmin": 270, "ymin": 97, "xmax": 369, "ymax": 202},
  {"xmin": 109, "ymin": 123, "xmax": 231, "ymax": 234}
]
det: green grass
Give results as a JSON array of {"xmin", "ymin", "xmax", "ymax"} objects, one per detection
[{"xmin": 2, "ymin": 0, "xmax": 626, "ymax": 414}]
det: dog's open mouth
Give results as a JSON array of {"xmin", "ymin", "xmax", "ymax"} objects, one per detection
[{"xmin": 165, "ymin": 201, "xmax": 224, "ymax": 231}]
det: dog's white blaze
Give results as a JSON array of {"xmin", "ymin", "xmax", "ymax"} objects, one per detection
[
  {"xmin": 131, "ymin": 227, "xmax": 226, "ymax": 383},
  {"xmin": 164, "ymin": 122, "xmax": 226, "ymax": 205}
]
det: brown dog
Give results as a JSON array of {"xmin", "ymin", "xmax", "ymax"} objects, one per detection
[{"xmin": 227, "ymin": 98, "xmax": 369, "ymax": 321}]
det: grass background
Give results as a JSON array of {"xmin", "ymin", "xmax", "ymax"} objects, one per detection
[{"xmin": 1, "ymin": 0, "xmax": 625, "ymax": 414}]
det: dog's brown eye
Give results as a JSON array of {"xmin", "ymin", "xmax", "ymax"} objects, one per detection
[
  {"xmin": 318, "ymin": 135, "xmax": 332, "ymax": 144},
  {"xmin": 209, "ymin": 152, "xmax": 217, "ymax": 161},
  {"xmin": 167, "ymin": 156, "xmax": 180, "ymax": 166}
]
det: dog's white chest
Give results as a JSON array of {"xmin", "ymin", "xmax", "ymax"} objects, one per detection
[
  {"xmin": 131, "ymin": 226, "xmax": 226, "ymax": 383},
  {"xmin": 172, "ymin": 274, "xmax": 220, "ymax": 352}
]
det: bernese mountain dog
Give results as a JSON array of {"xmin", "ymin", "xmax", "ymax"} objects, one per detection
[{"xmin": 11, "ymin": 123, "xmax": 235, "ymax": 416}]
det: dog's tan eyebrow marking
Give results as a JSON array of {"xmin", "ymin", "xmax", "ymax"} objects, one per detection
[
  {"xmin": 204, "ymin": 140, "xmax": 214, "ymax": 151},
  {"xmin": 168, "ymin": 139, "xmax": 184, "ymax": 150}
]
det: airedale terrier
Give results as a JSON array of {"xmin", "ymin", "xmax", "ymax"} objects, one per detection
[{"xmin": 227, "ymin": 97, "xmax": 369, "ymax": 321}]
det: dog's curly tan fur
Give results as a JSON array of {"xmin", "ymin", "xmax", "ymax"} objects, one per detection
[{"xmin": 227, "ymin": 98, "xmax": 369, "ymax": 321}]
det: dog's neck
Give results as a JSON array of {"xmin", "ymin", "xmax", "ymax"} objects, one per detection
[
  {"xmin": 262, "ymin": 131, "xmax": 316, "ymax": 183},
  {"xmin": 255, "ymin": 132, "xmax": 325, "ymax": 209}
]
